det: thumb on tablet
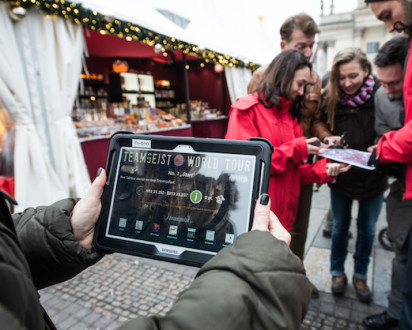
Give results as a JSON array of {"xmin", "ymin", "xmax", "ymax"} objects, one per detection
[{"xmin": 252, "ymin": 194, "xmax": 291, "ymax": 246}]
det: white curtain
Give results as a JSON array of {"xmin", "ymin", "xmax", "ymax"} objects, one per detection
[
  {"xmin": 0, "ymin": 4, "xmax": 90, "ymax": 211},
  {"xmin": 224, "ymin": 67, "xmax": 252, "ymax": 104}
]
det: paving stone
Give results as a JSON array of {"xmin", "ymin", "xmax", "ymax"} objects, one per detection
[
  {"xmin": 82, "ymin": 311, "xmax": 101, "ymax": 325},
  {"xmin": 58, "ymin": 315, "xmax": 78, "ymax": 329},
  {"xmin": 50, "ymin": 309, "xmax": 71, "ymax": 324},
  {"xmin": 335, "ymin": 306, "xmax": 351, "ymax": 319},
  {"xmin": 94, "ymin": 315, "xmax": 119, "ymax": 329},
  {"xmin": 113, "ymin": 307, "xmax": 123, "ymax": 314},
  {"xmin": 69, "ymin": 322, "xmax": 89, "ymax": 330},
  {"xmin": 138, "ymin": 310, "xmax": 148, "ymax": 317},
  {"xmin": 120, "ymin": 310, "xmax": 130, "ymax": 317}
]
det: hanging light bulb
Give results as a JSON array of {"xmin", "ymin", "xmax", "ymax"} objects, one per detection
[
  {"xmin": 154, "ymin": 43, "xmax": 163, "ymax": 53},
  {"xmin": 7, "ymin": 4, "xmax": 27, "ymax": 21},
  {"xmin": 214, "ymin": 63, "xmax": 224, "ymax": 73}
]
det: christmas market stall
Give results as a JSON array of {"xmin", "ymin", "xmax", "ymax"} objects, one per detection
[{"xmin": 0, "ymin": 0, "xmax": 262, "ymax": 211}]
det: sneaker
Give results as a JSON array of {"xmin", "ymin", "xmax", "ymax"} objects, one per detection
[
  {"xmin": 353, "ymin": 276, "xmax": 372, "ymax": 303},
  {"xmin": 362, "ymin": 311, "xmax": 398, "ymax": 329},
  {"xmin": 323, "ymin": 229, "xmax": 332, "ymax": 238},
  {"xmin": 331, "ymin": 275, "xmax": 347, "ymax": 295}
]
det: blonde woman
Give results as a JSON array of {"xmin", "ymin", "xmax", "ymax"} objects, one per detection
[{"xmin": 322, "ymin": 48, "xmax": 386, "ymax": 303}]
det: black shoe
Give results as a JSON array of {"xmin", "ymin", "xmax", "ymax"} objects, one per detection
[
  {"xmin": 323, "ymin": 229, "xmax": 332, "ymax": 238},
  {"xmin": 310, "ymin": 281, "xmax": 319, "ymax": 299},
  {"xmin": 331, "ymin": 275, "xmax": 347, "ymax": 295},
  {"xmin": 363, "ymin": 311, "xmax": 398, "ymax": 329},
  {"xmin": 353, "ymin": 276, "xmax": 372, "ymax": 303}
]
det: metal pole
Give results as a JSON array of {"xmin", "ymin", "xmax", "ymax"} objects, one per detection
[
  {"xmin": 182, "ymin": 53, "xmax": 191, "ymax": 123},
  {"xmin": 220, "ymin": 71, "xmax": 226, "ymax": 115}
]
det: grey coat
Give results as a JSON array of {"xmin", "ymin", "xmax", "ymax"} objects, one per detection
[{"xmin": 374, "ymin": 86, "xmax": 404, "ymax": 142}]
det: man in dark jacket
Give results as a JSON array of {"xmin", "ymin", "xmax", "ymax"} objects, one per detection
[
  {"xmin": 367, "ymin": 0, "xmax": 412, "ymax": 329},
  {"xmin": 363, "ymin": 35, "xmax": 412, "ymax": 330},
  {"xmin": 0, "ymin": 168, "xmax": 311, "ymax": 330}
]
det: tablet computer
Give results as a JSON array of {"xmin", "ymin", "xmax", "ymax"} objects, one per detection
[{"xmin": 93, "ymin": 133, "xmax": 272, "ymax": 266}]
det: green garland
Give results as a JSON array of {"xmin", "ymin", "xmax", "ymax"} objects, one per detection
[{"xmin": 4, "ymin": 0, "xmax": 259, "ymax": 70}]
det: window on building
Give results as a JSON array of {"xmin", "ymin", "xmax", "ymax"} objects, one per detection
[{"xmin": 367, "ymin": 42, "xmax": 380, "ymax": 54}]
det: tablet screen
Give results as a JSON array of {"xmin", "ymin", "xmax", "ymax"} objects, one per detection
[{"xmin": 104, "ymin": 146, "xmax": 256, "ymax": 254}]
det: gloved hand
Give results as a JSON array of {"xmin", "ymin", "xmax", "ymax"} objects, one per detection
[
  {"xmin": 367, "ymin": 149, "xmax": 378, "ymax": 167},
  {"xmin": 368, "ymin": 149, "xmax": 404, "ymax": 179}
]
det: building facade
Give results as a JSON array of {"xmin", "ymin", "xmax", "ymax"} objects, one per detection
[{"xmin": 314, "ymin": 0, "xmax": 396, "ymax": 78}]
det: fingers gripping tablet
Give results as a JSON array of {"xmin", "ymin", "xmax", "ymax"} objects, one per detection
[{"xmin": 93, "ymin": 134, "xmax": 272, "ymax": 267}]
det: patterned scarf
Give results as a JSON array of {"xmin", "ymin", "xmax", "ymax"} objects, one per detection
[{"xmin": 339, "ymin": 75, "xmax": 375, "ymax": 107}]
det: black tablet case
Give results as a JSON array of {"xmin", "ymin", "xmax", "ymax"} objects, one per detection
[{"xmin": 93, "ymin": 133, "xmax": 272, "ymax": 267}]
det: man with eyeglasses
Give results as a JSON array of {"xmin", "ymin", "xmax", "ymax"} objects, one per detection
[{"xmin": 374, "ymin": 36, "xmax": 407, "ymax": 138}]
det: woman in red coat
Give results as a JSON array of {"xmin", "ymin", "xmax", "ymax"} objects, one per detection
[{"xmin": 226, "ymin": 50, "xmax": 350, "ymax": 231}]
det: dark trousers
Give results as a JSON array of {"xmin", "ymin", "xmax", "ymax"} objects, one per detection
[
  {"xmin": 399, "ymin": 227, "xmax": 412, "ymax": 329},
  {"xmin": 290, "ymin": 184, "xmax": 313, "ymax": 260},
  {"xmin": 388, "ymin": 241, "xmax": 409, "ymax": 320}
]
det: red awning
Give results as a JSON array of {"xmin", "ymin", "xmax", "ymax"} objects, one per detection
[{"xmin": 84, "ymin": 29, "xmax": 199, "ymax": 62}]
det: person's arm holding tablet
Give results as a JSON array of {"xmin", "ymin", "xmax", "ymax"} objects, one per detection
[
  {"xmin": 65, "ymin": 169, "xmax": 311, "ymax": 329},
  {"xmin": 71, "ymin": 173, "xmax": 310, "ymax": 330},
  {"xmin": 121, "ymin": 194, "xmax": 310, "ymax": 330},
  {"xmin": 9, "ymin": 168, "xmax": 310, "ymax": 330}
]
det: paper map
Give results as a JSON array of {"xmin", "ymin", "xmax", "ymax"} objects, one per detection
[{"xmin": 320, "ymin": 148, "xmax": 375, "ymax": 171}]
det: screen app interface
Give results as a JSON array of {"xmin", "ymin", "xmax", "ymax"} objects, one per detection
[{"xmin": 106, "ymin": 146, "xmax": 256, "ymax": 253}]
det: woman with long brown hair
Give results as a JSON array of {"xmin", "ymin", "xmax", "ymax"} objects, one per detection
[{"xmin": 322, "ymin": 48, "xmax": 386, "ymax": 303}]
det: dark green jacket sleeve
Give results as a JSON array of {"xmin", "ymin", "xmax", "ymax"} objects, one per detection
[
  {"xmin": 13, "ymin": 198, "xmax": 103, "ymax": 289},
  {"xmin": 120, "ymin": 231, "xmax": 311, "ymax": 330}
]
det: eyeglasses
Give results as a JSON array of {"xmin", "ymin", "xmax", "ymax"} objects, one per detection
[{"xmin": 379, "ymin": 79, "xmax": 403, "ymax": 88}]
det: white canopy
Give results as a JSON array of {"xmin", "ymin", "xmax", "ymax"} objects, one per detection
[{"xmin": 79, "ymin": 0, "xmax": 277, "ymax": 66}]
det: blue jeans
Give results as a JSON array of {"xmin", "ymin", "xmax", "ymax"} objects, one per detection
[
  {"xmin": 399, "ymin": 227, "xmax": 412, "ymax": 329},
  {"xmin": 330, "ymin": 190, "xmax": 383, "ymax": 279}
]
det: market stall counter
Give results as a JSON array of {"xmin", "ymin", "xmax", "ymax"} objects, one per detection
[{"xmin": 191, "ymin": 116, "xmax": 228, "ymax": 138}]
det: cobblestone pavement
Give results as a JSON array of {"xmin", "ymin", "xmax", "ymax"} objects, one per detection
[
  {"xmin": 40, "ymin": 252, "xmax": 386, "ymax": 330},
  {"xmin": 40, "ymin": 254, "xmax": 198, "ymax": 330}
]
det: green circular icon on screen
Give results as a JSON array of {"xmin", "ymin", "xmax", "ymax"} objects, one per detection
[{"xmin": 190, "ymin": 190, "xmax": 202, "ymax": 204}]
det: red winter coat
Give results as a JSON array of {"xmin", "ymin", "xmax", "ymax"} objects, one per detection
[
  {"xmin": 225, "ymin": 94, "xmax": 333, "ymax": 231},
  {"xmin": 377, "ymin": 37, "xmax": 412, "ymax": 199}
]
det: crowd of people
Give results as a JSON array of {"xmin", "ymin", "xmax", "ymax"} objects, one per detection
[
  {"xmin": 1, "ymin": 0, "xmax": 412, "ymax": 329},
  {"xmin": 227, "ymin": 0, "xmax": 412, "ymax": 328}
]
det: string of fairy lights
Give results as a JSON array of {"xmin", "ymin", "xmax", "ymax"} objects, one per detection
[{"xmin": 4, "ymin": 0, "xmax": 259, "ymax": 70}]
